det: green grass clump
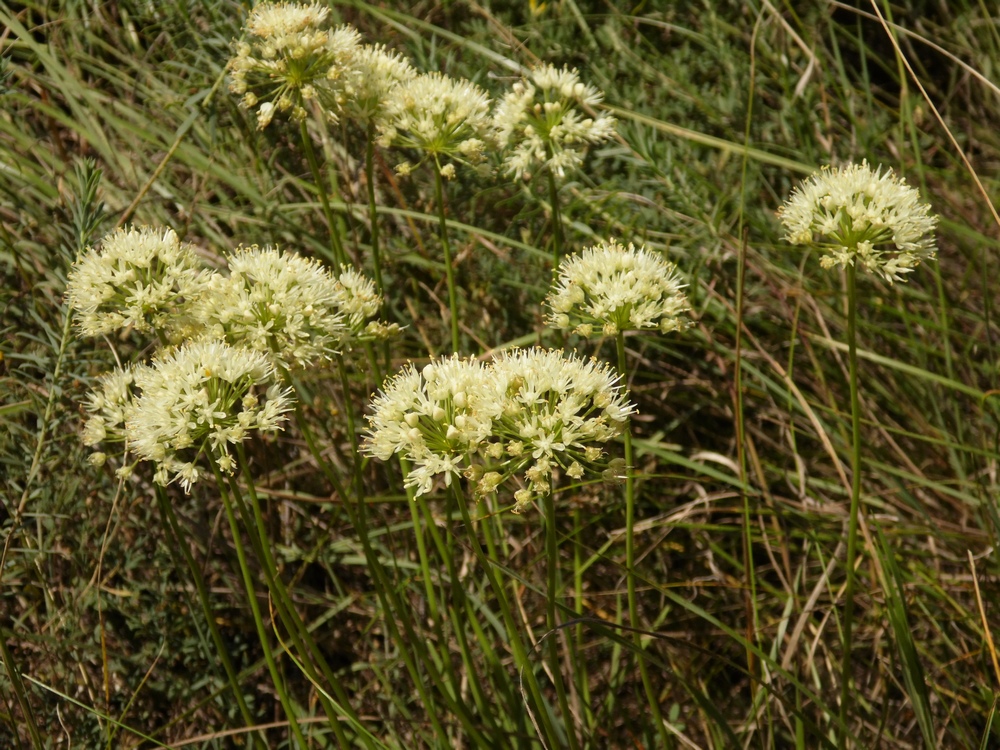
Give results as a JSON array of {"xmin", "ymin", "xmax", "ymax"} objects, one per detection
[{"xmin": 2, "ymin": 1, "xmax": 999, "ymax": 747}]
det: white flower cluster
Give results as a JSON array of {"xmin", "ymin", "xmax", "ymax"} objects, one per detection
[
  {"xmin": 126, "ymin": 341, "xmax": 292, "ymax": 491},
  {"xmin": 377, "ymin": 72, "xmax": 495, "ymax": 177},
  {"xmin": 196, "ymin": 245, "xmax": 349, "ymax": 371},
  {"xmin": 66, "ymin": 226, "xmax": 206, "ymax": 338},
  {"xmin": 546, "ymin": 238, "xmax": 690, "ymax": 336},
  {"xmin": 493, "ymin": 64, "xmax": 617, "ymax": 180},
  {"xmin": 227, "ymin": 1, "xmax": 361, "ymax": 128},
  {"xmin": 778, "ymin": 161, "xmax": 938, "ymax": 283},
  {"xmin": 82, "ymin": 342, "xmax": 292, "ymax": 490},
  {"xmin": 73, "ymin": 226, "xmax": 391, "ymax": 488},
  {"xmin": 331, "ymin": 266, "xmax": 401, "ymax": 342},
  {"xmin": 363, "ymin": 348, "xmax": 634, "ymax": 512},
  {"xmin": 343, "ymin": 44, "xmax": 416, "ymax": 125}
]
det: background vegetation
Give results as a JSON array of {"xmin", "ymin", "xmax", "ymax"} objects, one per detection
[{"xmin": 2, "ymin": 0, "xmax": 999, "ymax": 747}]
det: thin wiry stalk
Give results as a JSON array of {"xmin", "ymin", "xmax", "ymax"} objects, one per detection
[
  {"xmin": 154, "ymin": 487, "xmax": 263, "ymax": 747},
  {"xmin": 299, "ymin": 119, "xmax": 347, "ymax": 268},
  {"xmin": 544, "ymin": 492, "xmax": 580, "ymax": 750},
  {"xmin": 615, "ymin": 332, "xmax": 671, "ymax": 749},
  {"xmin": 838, "ymin": 262, "xmax": 864, "ymax": 749},
  {"xmin": 213, "ymin": 465, "xmax": 309, "ymax": 749},
  {"xmin": 433, "ymin": 162, "xmax": 461, "ymax": 352}
]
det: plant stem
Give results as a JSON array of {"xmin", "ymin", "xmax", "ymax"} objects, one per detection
[
  {"xmin": 616, "ymin": 332, "xmax": 670, "ymax": 749},
  {"xmin": 299, "ymin": 119, "xmax": 346, "ymax": 268},
  {"xmin": 233, "ymin": 476, "xmax": 358, "ymax": 749},
  {"xmin": 366, "ymin": 125, "xmax": 385, "ymax": 298},
  {"xmin": 454, "ymin": 486, "xmax": 562, "ymax": 747},
  {"xmin": 155, "ymin": 487, "xmax": 262, "ymax": 746},
  {"xmin": 546, "ymin": 165, "xmax": 564, "ymax": 273},
  {"xmin": 838, "ymin": 262, "xmax": 863, "ymax": 748},
  {"xmin": 214, "ymin": 467, "xmax": 309, "ymax": 749},
  {"xmin": 433, "ymin": 163, "xmax": 461, "ymax": 353},
  {"xmin": 544, "ymin": 492, "xmax": 580, "ymax": 750}
]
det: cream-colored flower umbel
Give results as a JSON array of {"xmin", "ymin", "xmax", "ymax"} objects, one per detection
[
  {"xmin": 546, "ymin": 239, "xmax": 690, "ymax": 337},
  {"xmin": 493, "ymin": 63, "xmax": 617, "ymax": 180},
  {"xmin": 126, "ymin": 341, "xmax": 292, "ymax": 491},
  {"xmin": 363, "ymin": 349, "xmax": 635, "ymax": 512},
  {"xmin": 331, "ymin": 267, "xmax": 400, "ymax": 343},
  {"xmin": 66, "ymin": 226, "xmax": 205, "ymax": 338},
  {"xmin": 480, "ymin": 348, "xmax": 634, "ymax": 512},
  {"xmin": 228, "ymin": 1, "xmax": 360, "ymax": 128},
  {"xmin": 377, "ymin": 72, "xmax": 494, "ymax": 176},
  {"xmin": 197, "ymin": 245, "xmax": 348, "ymax": 372},
  {"xmin": 343, "ymin": 43, "xmax": 416, "ymax": 125},
  {"xmin": 362, "ymin": 355, "xmax": 497, "ymax": 496},
  {"xmin": 82, "ymin": 365, "xmax": 148, "ymax": 472},
  {"xmin": 778, "ymin": 160, "xmax": 937, "ymax": 283}
]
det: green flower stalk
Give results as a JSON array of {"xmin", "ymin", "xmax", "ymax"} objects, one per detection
[
  {"xmin": 343, "ymin": 44, "xmax": 416, "ymax": 299},
  {"xmin": 545, "ymin": 238, "xmax": 689, "ymax": 747},
  {"xmin": 780, "ymin": 160, "xmax": 937, "ymax": 748},
  {"xmin": 377, "ymin": 71, "xmax": 496, "ymax": 351}
]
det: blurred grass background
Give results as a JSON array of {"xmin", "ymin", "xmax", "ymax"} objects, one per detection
[{"xmin": 2, "ymin": 0, "xmax": 999, "ymax": 746}]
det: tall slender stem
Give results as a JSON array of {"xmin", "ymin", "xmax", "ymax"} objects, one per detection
[
  {"xmin": 155, "ymin": 488, "xmax": 262, "ymax": 746},
  {"xmin": 544, "ymin": 493, "xmax": 580, "ymax": 750},
  {"xmin": 299, "ymin": 119, "xmax": 346, "ymax": 268},
  {"xmin": 547, "ymin": 165, "xmax": 564, "ymax": 274},
  {"xmin": 454, "ymin": 487, "xmax": 562, "ymax": 747},
  {"xmin": 365, "ymin": 126, "xmax": 385, "ymax": 298},
  {"xmin": 433, "ymin": 164, "xmax": 460, "ymax": 352},
  {"xmin": 838, "ymin": 262, "xmax": 863, "ymax": 748},
  {"xmin": 616, "ymin": 332, "xmax": 670, "ymax": 748},
  {"xmin": 229, "ymin": 449, "xmax": 358, "ymax": 749},
  {"xmin": 214, "ymin": 468, "xmax": 309, "ymax": 749}
]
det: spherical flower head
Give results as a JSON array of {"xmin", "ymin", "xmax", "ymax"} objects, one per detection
[
  {"xmin": 66, "ymin": 226, "xmax": 205, "ymax": 338},
  {"xmin": 376, "ymin": 72, "xmax": 495, "ymax": 175},
  {"xmin": 228, "ymin": 2, "xmax": 361, "ymax": 128},
  {"xmin": 778, "ymin": 160, "xmax": 937, "ymax": 283},
  {"xmin": 493, "ymin": 63, "xmax": 617, "ymax": 180},
  {"xmin": 343, "ymin": 44, "xmax": 416, "ymax": 125},
  {"xmin": 82, "ymin": 365, "xmax": 150, "ymax": 476},
  {"xmin": 331, "ymin": 267, "xmax": 383, "ymax": 337},
  {"xmin": 546, "ymin": 238, "xmax": 690, "ymax": 336},
  {"xmin": 483, "ymin": 348, "xmax": 635, "ymax": 513},
  {"xmin": 362, "ymin": 355, "xmax": 499, "ymax": 496},
  {"xmin": 195, "ymin": 245, "xmax": 347, "ymax": 373},
  {"xmin": 126, "ymin": 340, "xmax": 293, "ymax": 492}
]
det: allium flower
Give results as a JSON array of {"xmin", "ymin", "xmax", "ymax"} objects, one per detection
[
  {"xmin": 197, "ymin": 245, "xmax": 347, "ymax": 372},
  {"xmin": 376, "ymin": 72, "xmax": 495, "ymax": 176},
  {"xmin": 343, "ymin": 43, "xmax": 416, "ymax": 125},
  {"xmin": 480, "ymin": 348, "xmax": 635, "ymax": 512},
  {"xmin": 362, "ymin": 355, "xmax": 497, "ymax": 496},
  {"xmin": 228, "ymin": 1, "xmax": 360, "ymax": 128},
  {"xmin": 66, "ymin": 226, "xmax": 205, "ymax": 338},
  {"xmin": 126, "ymin": 341, "xmax": 292, "ymax": 491},
  {"xmin": 331, "ymin": 267, "xmax": 401, "ymax": 343},
  {"xmin": 494, "ymin": 64, "xmax": 617, "ymax": 180},
  {"xmin": 778, "ymin": 160, "xmax": 937, "ymax": 283},
  {"xmin": 546, "ymin": 238, "xmax": 690, "ymax": 336},
  {"xmin": 82, "ymin": 365, "xmax": 149, "ymax": 473}
]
